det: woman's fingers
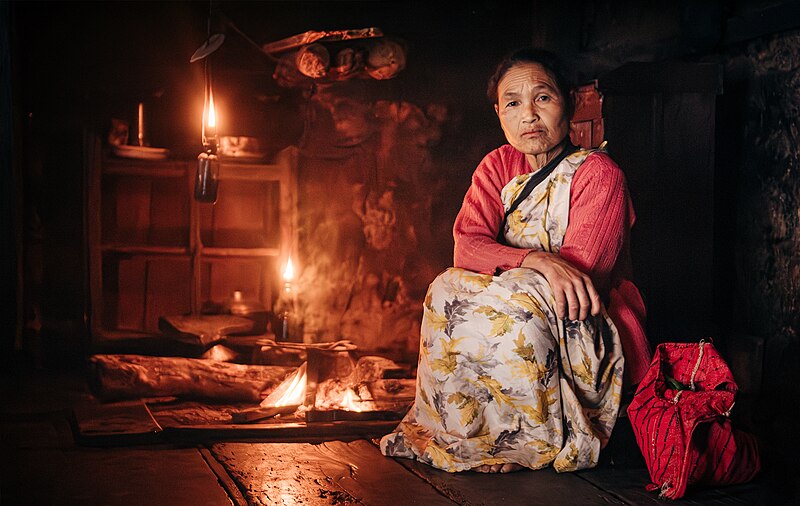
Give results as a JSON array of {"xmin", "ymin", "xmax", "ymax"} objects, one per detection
[
  {"xmin": 565, "ymin": 284, "xmax": 581, "ymax": 321},
  {"xmin": 563, "ymin": 275, "xmax": 599, "ymax": 321},
  {"xmin": 553, "ymin": 287, "xmax": 568, "ymax": 319},
  {"xmin": 586, "ymin": 277, "xmax": 602, "ymax": 316},
  {"xmin": 575, "ymin": 280, "xmax": 590, "ymax": 321}
]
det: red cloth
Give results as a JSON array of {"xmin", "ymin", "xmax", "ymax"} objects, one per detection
[
  {"xmin": 453, "ymin": 144, "xmax": 651, "ymax": 385},
  {"xmin": 627, "ymin": 342, "xmax": 761, "ymax": 499}
]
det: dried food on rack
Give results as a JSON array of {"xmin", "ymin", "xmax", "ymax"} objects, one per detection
[
  {"xmin": 263, "ymin": 28, "xmax": 406, "ymax": 85},
  {"xmin": 295, "ymin": 43, "xmax": 330, "ymax": 78}
]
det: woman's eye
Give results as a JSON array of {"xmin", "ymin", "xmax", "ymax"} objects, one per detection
[
  {"xmin": 537, "ymin": 95, "xmax": 551, "ymax": 102},
  {"xmin": 505, "ymin": 101, "xmax": 519, "ymax": 108}
]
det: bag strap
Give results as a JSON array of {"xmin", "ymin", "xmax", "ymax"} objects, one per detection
[{"xmin": 496, "ymin": 143, "xmax": 578, "ymax": 244}]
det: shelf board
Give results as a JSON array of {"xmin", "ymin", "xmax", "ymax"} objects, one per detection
[
  {"xmin": 219, "ymin": 163, "xmax": 288, "ymax": 181},
  {"xmin": 104, "ymin": 159, "xmax": 190, "ymax": 178},
  {"xmin": 99, "ymin": 244, "xmax": 190, "ymax": 256},
  {"xmin": 199, "ymin": 247, "xmax": 280, "ymax": 258},
  {"xmin": 90, "ymin": 329, "xmax": 162, "ymax": 341}
]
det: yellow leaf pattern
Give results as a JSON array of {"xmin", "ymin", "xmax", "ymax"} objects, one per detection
[
  {"xmin": 429, "ymin": 337, "xmax": 465, "ymax": 376},
  {"xmin": 474, "ymin": 305, "xmax": 514, "ymax": 337},
  {"xmin": 425, "ymin": 442, "xmax": 455, "ymax": 470},
  {"xmin": 475, "ymin": 375, "xmax": 514, "ymax": 407},
  {"xmin": 510, "ymin": 331, "xmax": 551, "ymax": 383},
  {"xmin": 525, "ymin": 439, "xmax": 561, "ymax": 461},
  {"xmin": 425, "ymin": 307, "xmax": 448, "ymax": 333},
  {"xmin": 461, "ymin": 271, "xmax": 493, "ymax": 289},
  {"xmin": 510, "ymin": 293, "xmax": 547, "ymax": 321},
  {"xmin": 570, "ymin": 351, "xmax": 595, "ymax": 387},
  {"xmin": 448, "ymin": 392, "xmax": 480, "ymax": 426},
  {"xmin": 424, "ymin": 289, "xmax": 433, "ymax": 311},
  {"xmin": 554, "ymin": 442, "xmax": 580, "ymax": 472}
]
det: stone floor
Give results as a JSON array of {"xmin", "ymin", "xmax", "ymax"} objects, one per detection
[{"xmin": 1, "ymin": 369, "xmax": 797, "ymax": 505}]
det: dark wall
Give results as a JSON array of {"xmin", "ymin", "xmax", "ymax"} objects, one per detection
[
  {"xmin": 719, "ymin": 30, "xmax": 800, "ymax": 469},
  {"xmin": 1, "ymin": 0, "xmax": 18, "ymax": 364}
]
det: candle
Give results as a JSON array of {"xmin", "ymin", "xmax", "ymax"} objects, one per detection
[{"xmin": 137, "ymin": 102, "xmax": 144, "ymax": 146}]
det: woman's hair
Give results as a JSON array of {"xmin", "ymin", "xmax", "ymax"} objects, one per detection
[{"xmin": 487, "ymin": 47, "xmax": 575, "ymax": 119}]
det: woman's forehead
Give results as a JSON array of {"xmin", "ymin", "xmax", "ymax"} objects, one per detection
[{"xmin": 498, "ymin": 62, "xmax": 559, "ymax": 95}]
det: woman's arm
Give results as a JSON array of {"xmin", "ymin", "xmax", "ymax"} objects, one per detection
[
  {"xmin": 453, "ymin": 151, "xmax": 535, "ymax": 274},
  {"xmin": 559, "ymin": 152, "xmax": 634, "ymax": 295}
]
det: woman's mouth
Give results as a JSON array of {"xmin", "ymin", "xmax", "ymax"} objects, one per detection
[{"xmin": 522, "ymin": 129, "xmax": 545, "ymax": 138}]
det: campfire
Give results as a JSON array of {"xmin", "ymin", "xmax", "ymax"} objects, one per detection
[{"xmin": 230, "ymin": 341, "xmax": 414, "ymax": 424}]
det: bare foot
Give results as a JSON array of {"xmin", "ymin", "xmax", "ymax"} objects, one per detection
[{"xmin": 473, "ymin": 463, "xmax": 524, "ymax": 473}]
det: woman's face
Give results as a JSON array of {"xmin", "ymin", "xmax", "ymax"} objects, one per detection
[{"xmin": 494, "ymin": 62, "xmax": 569, "ymax": 164}]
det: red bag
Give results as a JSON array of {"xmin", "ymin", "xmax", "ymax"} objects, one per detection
[{"xmin": 626, "ymin": 340, "xmax": 761, "ymax": 499}]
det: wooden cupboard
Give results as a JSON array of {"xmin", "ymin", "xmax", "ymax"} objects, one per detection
[{"xmin": 86, "ymin": 143, "xmax": 297, "ymax": 343}]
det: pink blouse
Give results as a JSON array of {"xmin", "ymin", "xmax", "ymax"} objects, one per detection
[{"xmin": 453, "ymin": 145, "xmax": 652, "ymax": 385}]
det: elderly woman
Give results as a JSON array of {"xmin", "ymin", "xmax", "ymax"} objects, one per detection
[{"xmin": 380, "ymin": 48, "xmax": 652, "ymax": 473}]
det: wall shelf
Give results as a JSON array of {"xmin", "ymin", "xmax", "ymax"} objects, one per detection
[{"xmin": 87, "ymin": 141, "xmax": 298, "ymax": 342}]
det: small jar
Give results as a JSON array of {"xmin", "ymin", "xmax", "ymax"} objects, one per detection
[{"xmin": 224, "ymin": 290, "xmax": 268, "ymax": 335}]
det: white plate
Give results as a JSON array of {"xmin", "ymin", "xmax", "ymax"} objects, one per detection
[{"xmin": 112, "ymin": 145, "xmax": 170, "ymax": 161}]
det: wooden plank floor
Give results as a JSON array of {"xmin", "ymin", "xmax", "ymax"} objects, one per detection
[
  {"xmin": 206, "ymin": 439, "xmax": 793, "ymax": 506},
  {"xmin": 3, "ymin": 372, "xmax": 797, "ymax": 505}
]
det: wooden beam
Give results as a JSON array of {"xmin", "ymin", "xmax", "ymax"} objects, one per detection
[{"xmin": 724, "ymin": 1, "xmax": 800, "ymax": 45}]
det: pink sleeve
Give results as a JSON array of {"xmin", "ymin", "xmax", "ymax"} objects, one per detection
[
  {"xmin": 453, "ymin": 151, "xmax": 534, "ymax": 274},
  {"xmin": 560, "ymin": 153, "xmax": 635, "ymax": 293}
]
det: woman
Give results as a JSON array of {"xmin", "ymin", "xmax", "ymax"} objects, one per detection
[{"xmin": 380, "ymin": 48, "xmax": 652, "ymax": 473}]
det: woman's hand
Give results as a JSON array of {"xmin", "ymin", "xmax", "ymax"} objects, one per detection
[{"xmin": 521, "ymin": 251, "xmax": 601, "ymax": 321}]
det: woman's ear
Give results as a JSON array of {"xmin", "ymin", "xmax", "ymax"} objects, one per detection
[{"xmin": 494, "ymin": 103, "xmax": 499, "ymax": 117}]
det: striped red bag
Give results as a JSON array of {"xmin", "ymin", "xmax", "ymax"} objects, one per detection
[{"xmin": 626, "ymin": 340, "xmax": 761, "ymax": 499}]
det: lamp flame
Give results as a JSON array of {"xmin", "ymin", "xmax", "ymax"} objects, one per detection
[
  {"xmin": 207, "ymin": 89, "xmax": 216, "ymax": 129},
  {"xmin": 202, "ymin": 83, "xmax": 218, "ymax": 146},
  {"xmin": 282, "ymin": 257, "xmax": 295, "ymax": 282}
]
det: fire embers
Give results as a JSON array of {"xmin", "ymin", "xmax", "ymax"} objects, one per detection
[{"xmin": 236, "ymin": 344, "xmax": 414, "ymax": 423}]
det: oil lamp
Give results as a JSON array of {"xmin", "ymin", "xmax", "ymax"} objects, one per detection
[
  {"xmin": 274, "ymin": 257, "xmax": 301, "ymax": 342},
  {"xmin": 190, "ymin": 0, "xmax": 225, "ymax": 204},
  {"xmin": 195, "ymin": 64, "xmax": 220, "ymax": 203}
]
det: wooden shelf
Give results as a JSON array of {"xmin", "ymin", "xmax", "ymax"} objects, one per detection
[{"xmin": 88, "ymin": 141, "xmax": 298, "ymax": 342}]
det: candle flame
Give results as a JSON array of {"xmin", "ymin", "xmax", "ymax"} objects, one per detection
[
  {"xmin": 207, "ymin": 89, "xmax": 216, "ymax": 129},
  {"xmin": 282, "ymin": 257, "xmax": 294, "ymax": 282}
]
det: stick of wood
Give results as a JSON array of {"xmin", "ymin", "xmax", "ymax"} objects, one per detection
[
  {"xmin": 229, "ymin": 404, "xmax": 301, "ymax": 423},
  {"xmin": 88, "ymin": 354, "xmax": 294, "ymax": 402}
]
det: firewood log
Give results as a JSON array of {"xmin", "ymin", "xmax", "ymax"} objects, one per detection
[{"xmin": 88, "ymin": 354, "xmax": 294, "ymax": 402}]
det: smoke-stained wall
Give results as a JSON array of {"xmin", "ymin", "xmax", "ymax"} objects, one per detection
[{"xmin": 725, "ymin": 29, "xmax": 800, "ymax": 398}]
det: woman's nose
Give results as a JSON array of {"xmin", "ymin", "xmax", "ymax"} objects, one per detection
[{"xmin": 522, "ymin": 102, "xmax": 539, "ymax": 122}]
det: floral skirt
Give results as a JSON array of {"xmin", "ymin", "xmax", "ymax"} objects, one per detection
[{"xmin": 380, "ymin": 267, "xmax": 624, "ymax": 472}]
